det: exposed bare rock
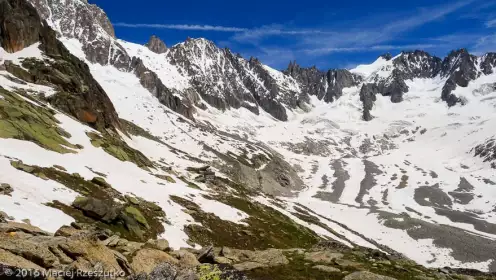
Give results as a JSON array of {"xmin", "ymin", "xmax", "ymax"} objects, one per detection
[
  {"xmin": 146, "ymin": 35, "xmax": 167, "ymax": 54},
  {"xmin": 0, "ymin": 222, "xmax": 50, "ymax": 236},
  {"xmin": 344, "ymin": 271, "xmax": 398, "ymax": 280},
  {"xmin": 0, "ymin": 0, "xmax": 41, "ymax": 53},
  {"xmin": 285, "ymin": 61, "xmax": 362, "ymax": 102},
  {"xmin": 0, "ymin": 183, "xmax": 13, "ymax": 196},
  {"xmin": 0, "ymin": 248, "xmax": 45, "ymax": 271},
  {"xmin": 131, "ymin": 248, "xmax": 179, "ymax": 274}
]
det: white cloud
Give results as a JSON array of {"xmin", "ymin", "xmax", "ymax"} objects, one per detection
[
  {"xmin": 473, "ymin": 33, "xmax": 496, "ymax": 54},
  {"xmin": 113, "ymin": 23, "xmax": 248, "ymax": 32},
  {"xmin": 296, "ymin": 0, "xmax": 476, "ymax": 55},
  {"xmin": 486, "ymin": 19, "xmax": 496, "ymax": 28},
  {"xmin": 303, "ymin": 44, "xmax": 438, "ymax": 55}
]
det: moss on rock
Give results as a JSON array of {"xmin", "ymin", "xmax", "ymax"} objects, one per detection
[
  {"xmin": 125, "ymin": 206, "xmax": 150, "ymax": 229},
  {"xmin": 0, "ymin": 89, "xmax": 79, "ymax": 153},
  {"xmin": 86, "ymin": 131, "xmax": 154, "ymax": 169},
  {"xmin": 170, "ymin": 194, "xmax": 320, "ymax": 250}
]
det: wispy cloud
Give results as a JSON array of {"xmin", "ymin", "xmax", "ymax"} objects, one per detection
[
  {"xmin": 115, "ymin": 0, "xmax": 487, "ymax": 68},
  {"xmin": 295, "ymin": 0, "xmax": 476, "ymax": 56},
  {"xmin": 486, "ymin": 19, "xmax": 496, "ymax": 28},
  {"xmin": 113, "ymin": 23, "xmax": 248, "ymax": 32},
  {"xmin": 473, "ymin": 33, "xmax": 496, "ymax": 54},
  {"xmin": 302, "ymin": 44, "xmax": 438, "ymax": 55}
]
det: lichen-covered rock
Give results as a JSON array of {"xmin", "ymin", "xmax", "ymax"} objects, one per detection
[
  {"xmin": 72, "ymin": 197, "xmax": 120, "ymax": 223},
  {"xmin": 145, "ymin": 239, "xmax": 170, "ymax": 252},
  {"xmin": 0, "ymin": 222, "xmax": 50, "ymax": 236},
  {"xmin": 304, "ymin": 251, "xmax": 344, "ymax": 263},
  {"xmin": 0, "ymin": 90, "xmax": 80, "ymax": 154},
  {"xmin": 344, "ymin": 271, "xmax": 398, "ymax": 280},
  {"xmin": 131, "ymin": 248, "xmax": 179, "ymax": 274},
  {"xmin": 170, "ymin": 249, "xmax": 200, "ymax": 268}
]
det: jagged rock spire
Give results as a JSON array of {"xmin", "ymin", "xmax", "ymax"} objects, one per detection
[{"xmin": 146, "ymin": 35, "xmax": 167, "ymax": 54}]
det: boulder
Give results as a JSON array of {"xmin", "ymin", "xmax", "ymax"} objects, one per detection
[
  {"xmin": 219, "ymin": 248, "xmax": 288, "ymax": 271},
  {"xmin": 170, "ymin": 250, "xmax": 200, "ymax": 268},
  {"xmin": 102, "ymin": 235, "xmax": 120, "ymax": 247},
  {"xmin": 0, "ymin": 222, "xmax": 50, "ymax": 236},
  {"xmin": 304, "ymin": 251, "xmax": 344, "ymax": 264},
  {"xmin": 72, "ymin": 197, "xmax": 120, "ymax": 223},
  {"xmin": 57, "ymin": 236, "xmax": 124, "ymax": 273},
  {"xmin": 145, "ymin": 35, "xmax": 167, "ymax": 54},
  {"xmin": 131, "ymin": 249, "xmax": 179, "ymax": 274},
  {"xmin": 54, "ymin": 225, "xmax": 84, "ymax": 238},
  {"xmin": 197, "ymin": 245, "xmax": 215, "ymax": 263},
  {"xmin": 91, "ymin": 177, "xmax": 112, "ymax": 188},
  {"xmin": 145, "ymin": 239, "xmax": 170, "ymax": 252},
  {"xmin": 147, "ymin": 262, "xmax": 178, "ymax": 280},
  {"xmin": 0, "ymin": 235, "xmax": 58, "ymax": 268},
  {"xmin": 0, "ymin": 248, "xmax": 45, "ymax": 271},
  {"xmin": 344, "ymin": 271, "xmax": 397, "ymax": 280},
  {"xmin": 249, "ymin": 249, "xmax": 289, "ymax": 267},
  {"xmin": 0, "ymin": 183, "xmax": 13, "ymax": 196},
  {"xmin": 233, "ymin": 261, "xmax": 265, "ymax": 271},
  {"xmin": 312, "ymin": 265, "xmax": 341, "ymax": 273},
  {"xmin": 117, "ymin": 241, "xmax": 143, "ymax": 256},
  {"xmin": 0, "ymin": 211, "xmax": 12, "ymax": 223}
]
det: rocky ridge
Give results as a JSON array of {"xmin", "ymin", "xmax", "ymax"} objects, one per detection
[
  {"xmin": 25, "ymin": 0, "xmax": 496, "ymax": 123},
  {"xmin": 0, "ymin": 0, "xmax": 121, "ymax": 133},
  {"xmin": 0, "ymin": 221, "xmax": 493, "ymax": 280},
  {"xmin": 146, "ymin": 35, "xmax": 167, "ymax": 54}
]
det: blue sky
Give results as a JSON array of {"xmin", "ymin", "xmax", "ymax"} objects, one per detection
[{"xmin": 91, "ymin": 0, "xmax": 496, "ymax": 70}]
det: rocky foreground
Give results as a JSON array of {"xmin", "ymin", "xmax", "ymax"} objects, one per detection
[{"xmin": 0, "ymin": 217, "xmax": 494, "ymax": 280}]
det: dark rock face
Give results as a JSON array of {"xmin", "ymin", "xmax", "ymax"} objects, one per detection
[
  {"xmin": 0, "ymin": 0, "xmax": 41, "ymax": 53},
  {"xmin": 480, "ymin": 53, "xmax": 496, "ymax": 75},
  {"xmin": 146, "ymin": 35, "xmax": 167, "ymax": 54},
  {"xmin": 27, "ymin": 0, "xmax": 125, "ymax": 67},
  {"xmin": 357, "ymin": 49, "xmax": 493, "ymax": 120},
  {"xmin": 360, "ymin": 84, "xmax": 380, "ymax": 121},
  {"xmin": 473, "ymin": 137, "xmax": 496, "ymax": 169},
  {"xmin": 1, "ymin": 0, "xmax": 122, "ymax": 132},
  {"xmin": 285, "ymin": 61, "xmax": 362, "ymax": 103},
  {"xmin": 392, "ymin": 50, "xmax": 442, "ymax": 80},
  {"xmin": 26, "ymin": 0, "xmax": 198, "ymax": 122},
  {"xmin": 166, "ymin": 38, "xmax": 302, "ymax": 121},
  {"xmin": 128, "ymin": 57, "xmax": 196, "ymax": 119},
  {"xmin": 440, "ymin": 49, "xmax": 478, "ymax": 106},
  {"xmin": 23, "ymin": 0, "xmax": 496, "ymax": 123}
]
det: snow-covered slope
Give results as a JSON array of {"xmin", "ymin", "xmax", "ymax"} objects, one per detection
[{"xmin": 1, "ymin": 0, "xmax": 495, "ymax": 274}]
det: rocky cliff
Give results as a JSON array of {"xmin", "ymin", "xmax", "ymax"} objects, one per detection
[{"xmin": 0, "ymin": 0, "xmax": 121, "ymax": 132}]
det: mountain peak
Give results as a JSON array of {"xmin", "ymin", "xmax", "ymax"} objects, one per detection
[
  {"xmin": 380, "ymin": 53, "xmax": 393, "ymax": 61},
  {"xmin": 145, "ymin": 35, "xmax": 167, "ymax": 54}
]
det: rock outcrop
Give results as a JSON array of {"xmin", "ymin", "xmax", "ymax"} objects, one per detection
[
  {"xmin": 0, "ymin": 221, "xmax": 491, "ymax": 280},
  {"xmin": 166, "ymin": 38, "xmax": 303, "ymax": 121},
  {"xmin": 146, "ymin": 35, "xmax": 167, "ymax": 54},
  {"xmin": 0, "ymin": 0, "xmax": 41, "ymax": 53},
  {"xmin": 26, "ymin": 0, "xmax": 195, "ymax": 121},
  {"xmin": 357, "ymin": 49, "xmax": 496, "ymax": 120},
  {"xmin": 24, "ymin": 0, "xmax": 496, "ymax": 123},
  {"xmin": 0, "ymin": 0, "xmax": 122, "ymax": 132},
  {"xmin": 285, "ymin": 61, "xmax": 362, "ymax": 103},
  {"xmin": 473, "ymin": 137, "xmax": 496, "ymax": 169}
]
